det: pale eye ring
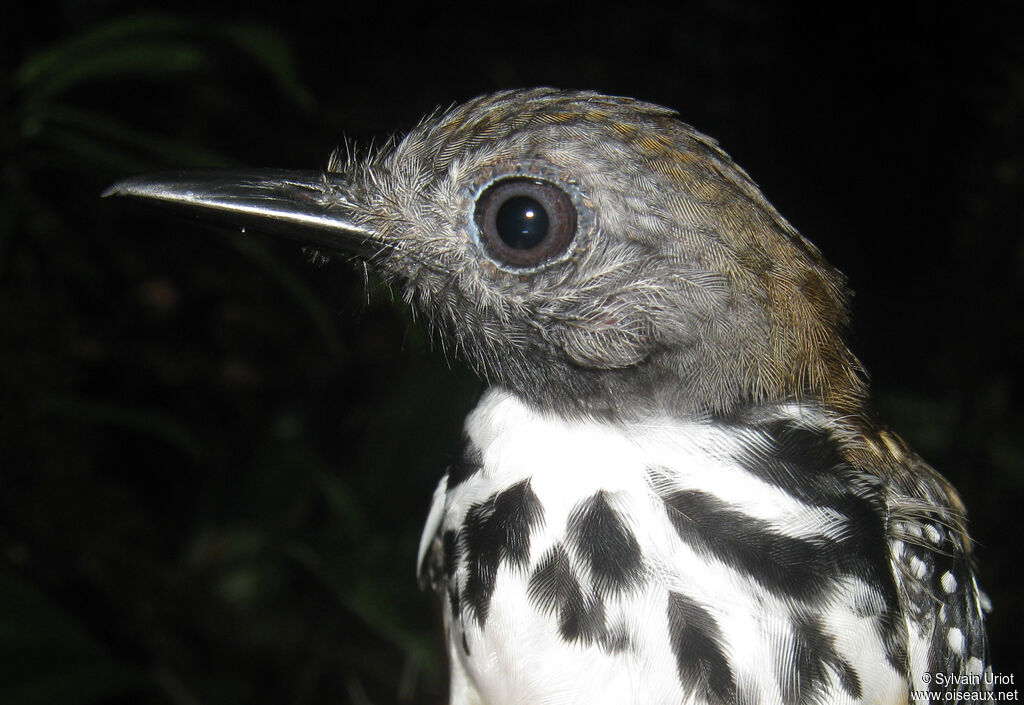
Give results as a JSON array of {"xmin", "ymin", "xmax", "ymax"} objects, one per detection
[{"xmin": 474, "ymin": 178, "xmax": 577, "ymax": 268}]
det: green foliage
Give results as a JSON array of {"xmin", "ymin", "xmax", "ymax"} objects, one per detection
[
  {"xmin": 1, "ymin": 11, "xmax": 470, "ymax": 705},
  {"xmin": 10, "ymin": 14, "xmax": 312, "ymax": 170},
  {"xmin": 0, "ymin": 572, "xmax": 145, "ymax": 705}
]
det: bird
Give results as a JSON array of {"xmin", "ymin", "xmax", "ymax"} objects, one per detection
[{"xmin": 106, "ymin": 88, "xmax": 990, "ymax": 705}]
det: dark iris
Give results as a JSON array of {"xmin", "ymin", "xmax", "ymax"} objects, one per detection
[
  {"xmin": 474, "ymin": 177, "xmax": 577, "ymax": 269},
  {"xmin": 495, "ymin": 195, "xmax": 549, "ymax": 250}
]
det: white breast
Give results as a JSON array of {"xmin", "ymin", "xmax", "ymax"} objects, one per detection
[{"xmin": 421, "ymin": 388, "xmax": 907, "ymax": 705}]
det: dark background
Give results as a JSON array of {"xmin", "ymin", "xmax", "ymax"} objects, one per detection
[{"xmin": 2, "ymin": 2, "xmax": 1021, "ymax": 703}]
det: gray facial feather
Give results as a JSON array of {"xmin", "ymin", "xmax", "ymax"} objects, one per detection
[{"xmin": 326, "ymin": 88, "xmax": 866, "ymax": 419}]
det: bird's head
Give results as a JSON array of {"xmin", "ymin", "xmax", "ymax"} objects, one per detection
[{"xmin": 107, "ymin": 88, "xmax": 866, "ymax": 419}]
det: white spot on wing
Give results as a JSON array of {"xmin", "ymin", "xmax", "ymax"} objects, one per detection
[
  {"xmin": 940, "ymin": 571, "xmax": 957, "ymax": 594},
  {"xmin": 904, "ymin": 522, "xmax": 923, "ymax": 539},
  {"xmin": 908, "ymin": 555, "xmax": 928, "ymax": 580},
  {"xmin": 924, "ymin": 524, "xmax": 943, "ymax": 545},
  {"xmin": 947, "ymin": 627, "xmax": 965, "ymax": 653}
]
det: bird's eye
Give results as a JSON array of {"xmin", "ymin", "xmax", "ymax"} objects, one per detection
[{"xmin": 474, "ymin": 178, "xmax": 577, "ymax": 268}]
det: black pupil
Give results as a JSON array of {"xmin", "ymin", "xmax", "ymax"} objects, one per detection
[{"xmin": 494, "ymin": 195, "xmax": 549, "ymax": 250}]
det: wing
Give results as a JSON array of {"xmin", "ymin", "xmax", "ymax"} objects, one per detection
[{"xmin": 881, "ymin": 431, "xmax": 990, "ymax": 693}]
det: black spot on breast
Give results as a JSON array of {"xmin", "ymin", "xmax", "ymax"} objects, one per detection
[
  {"xmin": 760, "ymin": 421, "xmax": 847, "ymax": 490},
  {"xmin": 462, "ymin": 479, "xmax": 544, "ymax": 625},
  {"xmin": 727, "ymin": 419, "xmax": 869, "ymax": 520},
  {"xmin": 779, "ymin": 614, "xmax": 861, "ymax": 704},
  {"xmin": 836, "ymin": 661, "xmax": 863, "ymax": 699},
  {"xmin": 566, "ymin": 491, "xmax": 644, "ymax": 595},
  {"xmin": 666, "ymin": 591, "xmax": 736, "ymax": 705},
  {"xmin": 447, "ymin": 435, "xmax": 483, "ymax": 490},
  {"xmin": 715, "ymin": 416, "xmax": 908, "ymax": 669},
  {"xmin": 528, "ymin": 543, "xmax": 606, "ymax": 645},
  {"xmin": 447, "ymin": 583, "xmax": 460, "ymax": 618},
  {"xmin": 528, "ymin": 544, "xmax": 580, "ymax": 614},
  {"xmin": 424, "ymin": 529, "xmax": 462, "ymax": 612},
  {"xmin": 560, "ymin": 590, "xmax": 605, "ymax": 644},
  {"xmin": 728, "ymin": 420, "xmax": 893, "ymax": 591},
  {"xmin": 443, "ymin": 529, "xmax": 460, "ymax": 580},
  {"xmin": 660, "ymin": 488, "xmax": 836, "ymax": 601}
]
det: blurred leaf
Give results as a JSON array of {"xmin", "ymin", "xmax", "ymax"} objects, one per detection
[
  {"xmin": 0, "ymin": 572, "xmax": 96, "ymax": 650},
  {"xmin": 33, "ymin": 395, "xmax": 208, "ymax": 462},
  {"xmin": 10, "ymin": 14, "xmax": 314, "ymax": 178},
  {"xmin": 231, "ymin": 235, "xmax": 346, "ymax": 359},
  {"xmin": 285, "ymin": 541, "xmax": 434, "ymax": 662},
  {"xmin": 188, "ymin": 526, "xmax": 281, "ymax": 609},
  {"xmin": 220, "ymin": 25, "xmax": 314, "ymax": 110},
  {"xmin": 16, "ymin": 14, "xmax": 313, "ymax": 109},
  {"xmin": 36, "ymin": 104, "xmax": 233, "ymax": 167},
  {"xmin": 0, "ymin": 572, "xmax": 145, "ymax": 705},
  {"xmin": 30, "ymin": 127, "xmax": 152, "ymax": 175},
  {"xmin": 0, "ymin": 192, "xmax": 16, "ymax": 274},
  {"xmin": 314, "ymin": 466, "xmax": 364, "ymax": 532},
  {"xmin": 990, "ymin": 430, "xmax": 1024, "ymax": 489},
  {"xmin": 16, "ymin": 24, "xmax": 208, "ymax": 98},
  {"xmin": 1, "ymin": 662, "xmax": 143, "ymax": 705},
  {"xmin": 875, "ymin": 391, "xmax": 956, "ymax": 456}
]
